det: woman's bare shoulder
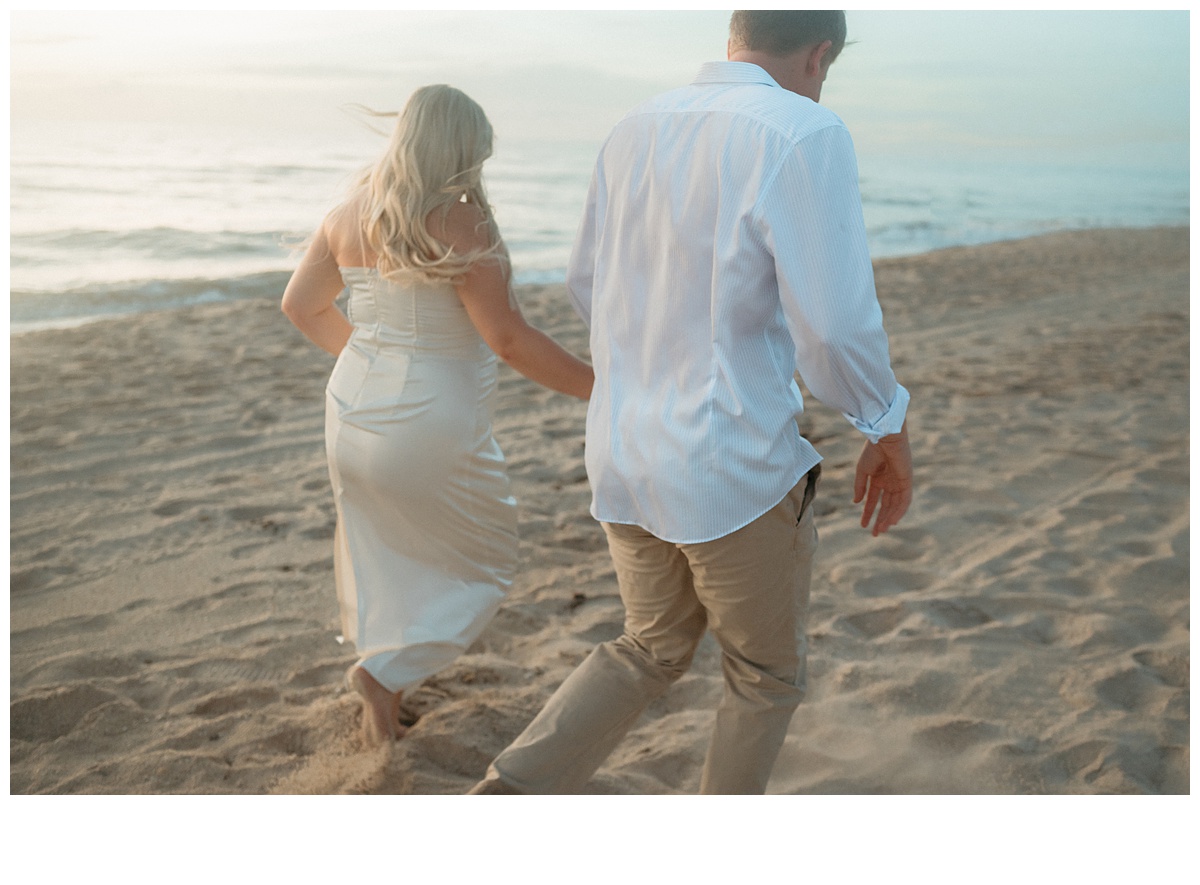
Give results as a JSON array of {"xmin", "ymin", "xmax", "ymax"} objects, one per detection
[{"xmin": 323, "ymin": 197, "xmax": 373, "ymax": 266}]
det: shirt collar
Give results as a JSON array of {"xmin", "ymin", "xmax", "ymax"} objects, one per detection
[{"xmin": 693, "ymin": 61, "xmax": 781, "ymax": 89}]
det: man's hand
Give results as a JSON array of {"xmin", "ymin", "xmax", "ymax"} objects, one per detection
[{"xmin": 853, "ymin": 423, "xmax": 912, "ymax": 536}]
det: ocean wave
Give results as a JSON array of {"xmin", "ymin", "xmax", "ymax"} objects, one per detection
[
  {"xmin": 10, "ymin": 227, "xmax": 299, "ymax": 264},
  {"xmin": 10, "ymin": 271, "xmax": 294, "ymax": 331},
  {"xmin": 7, "ymin": 266, "xmax": 571, "ymax": 333}
]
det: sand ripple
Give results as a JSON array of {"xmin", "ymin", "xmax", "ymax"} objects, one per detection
[{"xmin": 10, "ymin": 228, "xmax": 1189, "ymax": 794}]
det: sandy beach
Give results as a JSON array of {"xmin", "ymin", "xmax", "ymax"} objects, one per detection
[{"xmin": 10, "ymin": 226, "xmax": 1189, "ymax": 795}]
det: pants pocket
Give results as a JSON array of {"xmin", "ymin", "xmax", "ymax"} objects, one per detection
[{"xmin": 796, "ymin": 464, "xmax": 821, "ymax": 524}]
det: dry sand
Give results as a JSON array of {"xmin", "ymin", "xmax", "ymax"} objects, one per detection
[{"xmin": 9, "ymin": 227, "xmax": 1190, "ymax": 795}]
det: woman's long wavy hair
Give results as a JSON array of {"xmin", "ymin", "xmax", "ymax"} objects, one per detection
[{"xmin": 347, "ymin": 85, "xmax": 505, "ymax": 282}]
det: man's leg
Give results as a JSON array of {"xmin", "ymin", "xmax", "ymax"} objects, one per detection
[
  {"xmin": 683, "ymin": 470, "xmax": 819, "ymax": 794},
  {"xmin": 475, "ymin": 524, "xmax": 707, "ymax": 794}
]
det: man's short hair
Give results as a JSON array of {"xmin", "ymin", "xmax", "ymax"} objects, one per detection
[{"xmin": 729, "ymin": 10, "xmax": 847, "ymax": 62}]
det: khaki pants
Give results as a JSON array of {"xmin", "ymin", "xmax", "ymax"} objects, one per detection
[{"xmin": 484, "ymin": 468, "xmax": 819, "ymax": 794}]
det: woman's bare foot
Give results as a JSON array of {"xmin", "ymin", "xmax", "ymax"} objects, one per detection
[{"xmin": 347, "ymin": 666, "xmax": 408, "ymax": 746}]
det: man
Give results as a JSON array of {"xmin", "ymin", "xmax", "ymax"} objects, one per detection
[{"xmin": 471, "ymin": 9, "xmax": 912, "ymax": 794}]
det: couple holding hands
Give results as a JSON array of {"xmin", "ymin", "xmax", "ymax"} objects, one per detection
[{"xmin": 283, "ymin": 10, "xmax": 912, "ymax": 795}]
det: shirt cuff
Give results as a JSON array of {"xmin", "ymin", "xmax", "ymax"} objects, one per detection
[{"xmin": 844, "ymin": 384, "xmax": 909, "ymax": 444}]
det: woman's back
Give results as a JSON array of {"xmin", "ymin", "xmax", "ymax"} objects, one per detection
[{"xmin": 340, "ymin": 267, "xmax": 487, "ymax": 359}]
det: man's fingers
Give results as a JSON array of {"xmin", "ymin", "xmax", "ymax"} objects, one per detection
[
  {"xmin": 870, "ymin": 490, "xmax": 891, "ymax": 535},
  {"xmin": 874, "ymin": 494, "xmax": 899, "ymax": 535},
  {"xmin": 853, "ymin": 468, "xmax": 867, "ymax": 503},
  {"xmin": 860, "ymin": 481, "xmax": 882, "ymax": 528},
  {"xmin": 872, "ymin": 487, "xmax": 912, "ymax": 536},
  {"xmin": 862, "ymin": 482, "xmax": 912, "ymax": 535}
]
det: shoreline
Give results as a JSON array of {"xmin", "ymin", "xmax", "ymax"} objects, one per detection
[
  {"xmin": 8, "ymin": 223, "xmax": 1188, "ymax": 338},
  {"xmin": 10, "ymin": 226, "xmax": 1190, "ymax": 794}
]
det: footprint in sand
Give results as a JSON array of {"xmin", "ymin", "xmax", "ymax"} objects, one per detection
[
  {"xmin": 171, "ymin": 580, "xmax": 266, "ymax": 614},
  {"xmin": 253, "ymin": 724, "xmax": 312, "ymax": 758},
  {"xmin": 161, "ymin": 657, "xmax": 278, "ymax": 684},
  {"xmin": 918, "ymin": 598, "xmax": 994, "ymax": 630},
  {"xmin": 75, "ymin": 696, "xmax": 150, "ymax": 739},
  {"xmin": 183, "ymin": 381, "xmax": 219, "ymax": 396},
  {"xmin": 12, "ymin": 612, "xmax": 111, "ymax": 644},
  {"xmin": 556, "ymin": 532, "xmax": 608, "ymax": 553},
  {"xmin": 1026, "ymin": 549, "xmax": 1084, "ymax": 574},
  {"xmin": 487, "ymin": 605, "xmax": 553, "ymax": 639},
  {"xmin": 1038, "ymin": 575, "xmax": 1094, "ymax": 597},
  {"xmin": 1093, "ymin": 667, "xmax": 1165, "ymax": 713},
  {"xmin": 29, "ymin": 651, "xmax": 144, "ymax": 683},
  {"xmin": 286, "ymin": 661, "xmax": 351, "ymax": 690},
  {"xmin": 28, "ymin": 545, "xmax": 62, "ymax": 562},
  {"xmin": 1044, "ymin": 739, "xmax": 1111, "ymax": 780},
  {"xmin": 209, "ymin": 433, "xmax": 260, "ymax": 451},
  {"xmin": 11, "ymin": 684, "xmax": 121, "ymax": 741},
  {"xmin": 214, "ymin": 616, "xmax": 312, "ymax": 646},
  {"xmin": 225, "ymin": 504, "xmax": 305, "ymax": 553},
  {"xmin": 1132, "ymin": 466, "xmax": 1188, "ymax": 490},
  {"xmin": 868, "ymin": 669, "xmax": 962, "ymax": 715},
  {"xmin": 151, "ymin": 496, "xmax": 210, "ymax": 518},
  {"xmin": 1131, "ymin": 650, "xmax": 1189, "ymax": 688},
  {"xmin": 870, "ymin": 527, "xmax": 930, "ymax": 562},
  {"xmin": 838, "ymin": 603, "xmax": 908, "ymax": 639},
  {"xmin": 300, "ymin": 557, "xmax": 334, "ymax": 574},
  {"xmin": 190, "ymin": 685, "xmax": 280, "ymax": 718},
  {"xmin": 1047, "ymin": 740, "xmax": 1184, "ymax": 793},
  {"xmin": 1114, "ymin": 557, "xmax": 1188, "ymax": 596},
  {"xmin": 227, "ymin": 503, "xmax": 302, "ymax": 523},
  {"xmin": 297, "ymin": 524, "xmax": 335, "ymax": 541},
  {"xmin": 850, "ymin": 569, "xmax": 929, "ymax": 598},
  {"xmin": 10, "ymin": 566, "xmax": 63, "ymax": 594},
  {"xmin": 239, "ymin": 407, "xmax": 279, "ymax": 428},
  {"xmin": 575, "ymin": 613, "xmax": 625, "ymax": 645},
  {"xmin": 922, "ymin": 483, "xmax": 1013, "ymax": 508},
  {"xmin": 408, "ymin": 657, "xmax": 540, "ymax": 718},
  {"xmin": 1060, "ymin": 610, "xmax": 1169, "ymax": 658},
  {"xmin": 913, "ymin": 718, "xmax": 1001, "ymax": 754},
  {"xmin": 1112, "ymin": 541, "xmax": 1156, "ymax": 557}
]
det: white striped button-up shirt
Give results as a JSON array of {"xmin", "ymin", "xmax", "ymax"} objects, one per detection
[{"xmin": 567, "ymin": 61, "xmax": 909, "ymax": 543}]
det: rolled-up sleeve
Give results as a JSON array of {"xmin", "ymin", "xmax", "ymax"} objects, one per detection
[{"xmin": 757, "ymin": 124, "xmax": 908, "ymax": 443}]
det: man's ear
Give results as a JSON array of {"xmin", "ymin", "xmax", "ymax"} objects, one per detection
[
  {"xmin": 806, "ymin": 39, "xmax": 833, "ymax": 75},
  {"xmin": 727, "ymin": 37, "xmax": 735, "ymax": 60}
]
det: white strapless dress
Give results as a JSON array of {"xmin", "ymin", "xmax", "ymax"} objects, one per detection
[{"xmin": 324, "ymin": 267, "xmax": 517, "ymax": 693}]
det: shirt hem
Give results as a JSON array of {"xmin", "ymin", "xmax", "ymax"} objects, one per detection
[{"xmin": 591, "ymin": 455, "xmax": 823, "ymax": 545}]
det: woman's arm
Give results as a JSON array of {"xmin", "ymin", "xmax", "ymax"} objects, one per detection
[
  {"xmin": 281, "ymin": 221, "xmax": 353, "ymax": 357},
  {"xmin": 435, "ymin": 203, "xmax": 593, "ymax": 401}
]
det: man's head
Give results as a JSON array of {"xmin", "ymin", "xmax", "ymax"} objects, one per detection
[{"xmin": 727, "ymin": 10, "xmax": 847, "ymax": 102}]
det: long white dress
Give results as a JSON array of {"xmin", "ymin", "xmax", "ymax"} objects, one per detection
[{"xmin": 324, "ymin": 267, "xmax": 518, "ymax": 693}]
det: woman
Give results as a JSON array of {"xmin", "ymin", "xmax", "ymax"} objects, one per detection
[{"xmin": 282, "ymin": 85, "xmax": 593, "ymax": 746}]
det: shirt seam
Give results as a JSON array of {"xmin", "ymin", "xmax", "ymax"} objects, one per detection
[{"xmin": 749, "ymin": 122, "xmax": 848, "ymax": 224}]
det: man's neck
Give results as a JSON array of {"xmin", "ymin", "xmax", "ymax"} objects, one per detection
[{"xmin": 727, "ymin": 47, "xmax": 823, "ymax": 102}]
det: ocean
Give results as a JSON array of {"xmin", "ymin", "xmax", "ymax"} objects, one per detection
[{"xmin": 9, "ymin": 117, "xmax": 1189, "ymax": 334}]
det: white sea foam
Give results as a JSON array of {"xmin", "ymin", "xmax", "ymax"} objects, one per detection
[{"xmin": 8, "ymin": 119, "xmax": 1189, "ymax": 333}]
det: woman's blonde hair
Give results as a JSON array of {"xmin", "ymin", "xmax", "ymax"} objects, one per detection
[{"xmin": 348, "ymin": 85, "xmax": 505, "ymax": 282}]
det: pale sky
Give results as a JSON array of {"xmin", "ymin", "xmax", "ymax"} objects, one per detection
[{"xmin": 9, "ymin": 8, "xmax": 1192, "ymax": 160}]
